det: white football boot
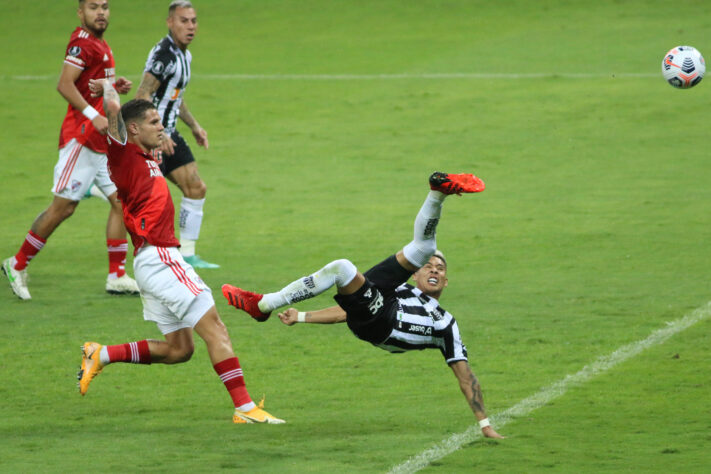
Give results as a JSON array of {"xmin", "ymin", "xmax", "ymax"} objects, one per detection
[
  {"xmin": 2, "ymin": 257, "xmax": 31, "ymax": 300},
  {"xmin": 106, "ymin": 274, "xmax": 140, "ymax": 295}
]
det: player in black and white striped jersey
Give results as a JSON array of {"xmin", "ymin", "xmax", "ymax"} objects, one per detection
[
  {"xmin": 135, "ymin": 1, "xmax": 218, "ymax": 269},
  {"xmin": 222, "ymin": 171, "xmax": 503, "ymax": 438},
  {"xmin": 376, "ymin": 265, "xmax": 468, "ymax": 364}
]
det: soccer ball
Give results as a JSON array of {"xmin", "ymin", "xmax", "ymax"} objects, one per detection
[{"xmin": 662, "ymin": 46, "xmax": 705, "ymax": 89}]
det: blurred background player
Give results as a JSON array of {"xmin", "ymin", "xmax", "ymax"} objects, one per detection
[
  {"xmin": 78, "ymin": 78, "xmax": 283, "ymax": 424},
  {"xmin": 2, "ymin": 0, "xmax": 138, "ymax": 300},
  {"xmin": 222, "ymin": 172, "xmax": 503, "ymax": 438},
  {"xmin": 135, "ymin": 0, "xmax": 218, "ymax": 269}
]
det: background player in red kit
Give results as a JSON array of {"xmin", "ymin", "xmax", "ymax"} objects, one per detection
[
  {"xmin": 77, "ymin": 78, "xmax": 284, "ymax": 424},
  {"xmin": 2, "ymin": 0, "xmax": 138, "ymax": 300}
]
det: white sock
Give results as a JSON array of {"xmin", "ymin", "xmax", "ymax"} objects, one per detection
[
  {"xmin": 258, "ymin": 259, "xmax": 358, "ymax": 313},
  {"xmin": 402, "ymin": 191, "xmax": 446, "ymax": 267},
  {"xmin": 180, "ymin": 238, "xmax": 196, "ymax": 258},
  {"xmin": 179, "ymin": 197, "xmax": 205, "ymax": 254},
  {"xmin": 99, "ymin": 346, "xmax": 111, "ymax": 365},
  {"xmin": 236, "ymin": 401, "xmax": 256, "ymax": 412}
]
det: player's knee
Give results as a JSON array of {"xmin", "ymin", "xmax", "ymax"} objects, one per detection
[
  {"xmin": 52, "ymin": 201, "xmax": 78, "ymax": 222},
  {"xmin": 107, "ymin": 194, "xmax": 123, "ymax": 212},
  {"xmin": 325, "ymin": 259, "xmax": 358, "ymax": 287},
  {"xmin": 188, "ymin": 180, "xmax": 206, "ymax": 199},
  {"xmin": 212, "ymin": 317, "xmax": 231, "ymax": 343},
  {"xmin": 170, "ymin": 343, "xmax": 195, "ymax": 363}
]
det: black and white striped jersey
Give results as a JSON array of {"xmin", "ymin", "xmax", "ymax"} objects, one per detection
[
  {"xmin": 376, "ymin": 283, "xmax": 468, "ymax": 364},
  {"xmin": 144, "ymin": 35, "xmax": 191, "ymax": 134}
]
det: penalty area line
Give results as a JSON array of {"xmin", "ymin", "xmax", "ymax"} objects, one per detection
[{"xmin": 388, "ymin": 301, "xmax": 711, "ymax": 474}]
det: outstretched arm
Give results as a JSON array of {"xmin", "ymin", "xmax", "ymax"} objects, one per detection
[
  {"xmin": 278, "ymin": 306, "xmax": 347, "ymax": 325},
  {"xmin": 88, "ymin": 78, "xmax": 125, "ymax": 143},
  {"xmin": 450, "ymin": 360, "xmax": 504, "ymax": 439}
]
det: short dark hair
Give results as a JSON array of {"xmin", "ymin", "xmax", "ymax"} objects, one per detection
[
  {"xmin": 432, "ymin": 250, "xmax": 447, "ymax": 269},
  {"xmin": 120, "ymin": 99, "xmax": 155, "ymax": 124},
  {"xmin": 169, "ymin": 0, "xmax": 194, "ymax": 15}
]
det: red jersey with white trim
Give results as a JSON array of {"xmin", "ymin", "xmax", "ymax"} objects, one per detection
[
  {"xmin": 59, "ymin": 27, "xmax": 116, "ymax": 153},
  {"xmin": 106, "ymin": 134, "xmax": 180, "ymax": 254}
]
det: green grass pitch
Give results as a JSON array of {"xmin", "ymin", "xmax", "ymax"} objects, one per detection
[{"xmin": 1, "ymin": 0, "xmax": 710, "ymax": 472}]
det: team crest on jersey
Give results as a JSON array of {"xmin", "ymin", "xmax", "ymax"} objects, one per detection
[
  {"xmin": 151, "ymin": 148, "xmax": 163, "ymax": 164},
  {"xmin": 151, "ymin": 61, "xmax": 165, "ymax": 75},
  {"xmin": 103, "ymin": 53, "xmax": 109, "ymax": 62},
  {"xmin": 68, "ymin": 46, "xmax": 81, "ymax": 56}
]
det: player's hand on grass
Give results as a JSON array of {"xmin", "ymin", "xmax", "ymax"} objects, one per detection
[
  {"xmin": 278, "ymin": 308, "xmax": 299, "ymax": 326},
  {"xmin": 192, "ymin": 127, "xmax": 209, "ymax": 149},
  {"xmin": 482, "ymin": 425, "xmax": 504, "ymax": 439},
  {"xmin": 114, "ymin": 76, "xmax": 133, "ymax": 94},
  {"xmin": 161, "ymin": 131, "xmax": 177, "ymax": 156}
]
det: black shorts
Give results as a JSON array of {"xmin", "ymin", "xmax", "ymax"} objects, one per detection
[
  {"xmin": 334, "ymin": 254, "xmax": 413, "ymax": 345},
  {"xmin": 159, "ymin": 130, "xmax": 195, "ymax": 176}
]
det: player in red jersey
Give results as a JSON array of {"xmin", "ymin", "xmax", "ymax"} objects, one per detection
[
  {"xmin": 2, "ymin": 0, "xmax": 138, "ymax": 300},
  {"xmin": 76, "ymin": 78, "xmax": 284, "ymax": 424}
]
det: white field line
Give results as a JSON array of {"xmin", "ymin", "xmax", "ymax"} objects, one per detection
[
  {"xmin": 388, "ymin": 301, "xmax": 711, "ymax": 474},
  {"xmin": 3, "ymin": 72, "xmax": 658, "ymax": 81}
]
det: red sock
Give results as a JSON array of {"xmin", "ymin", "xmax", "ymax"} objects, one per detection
[
  {"xmin": 107, "ymin": 239, "xmax": 128, "ymax": 278},
  {"xmin": 106, "ymin": 340, "xmax": 151, "ymax": 364},
  {"xmin": 213, "ymin": 357, "xmax": 253, "ymax": 408},
  {"xmin": 14, "ymin": 230, "xmax": 46, "ymax": 270}
]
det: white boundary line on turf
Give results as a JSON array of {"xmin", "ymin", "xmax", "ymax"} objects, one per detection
[
  {"xmin": 388, "ymin": 301, "xmax": 711, "ymax": 474},
  {"xmin": 3, "ymin": 72, "xmax": 658, "ymax": 81}
]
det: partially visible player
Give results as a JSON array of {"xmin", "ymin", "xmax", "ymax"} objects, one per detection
[
  {"xmin": 222, "ymin": 173, "xmax": 503, "ymax": 438},
  {"xmin": 2, "ymin": 0, "xmax": 138, "ymax": 300},
  {"xmin": 134, "ymin": 1, "xmax": 218, "ymax": 269},
  {"xmin": 78, "ymin": 78, "xmax": 283, "ymax": 424}
]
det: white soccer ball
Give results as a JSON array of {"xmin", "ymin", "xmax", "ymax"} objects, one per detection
[{"xmin": 662, "ymin": 46, "xmax": 705, "ymax": 89}]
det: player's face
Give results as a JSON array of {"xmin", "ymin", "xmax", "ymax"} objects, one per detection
[
  {"xmin": 78, "ymin": 1, "xmax": 110, "ymax": 36},
  {"xmin": 413, "ymin": 256, "xmax": 448, "ymax": 298},
  {"xmin": 136, "ymin": 109, "xmax": 165, "ymax": 150},
  {"xmin": 167, "ymin": 7, "xmax": 198, "ymax": 50}
]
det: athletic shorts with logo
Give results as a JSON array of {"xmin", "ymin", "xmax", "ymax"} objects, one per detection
[
  {"xmin": 157, "ymin": 130, "xmax": 195, "ymax": 176},
  {"xmin": 52, "ymin": 138, "xmax": 117, "ymax": 200},
  {"xmin": 335, "ymin": 254, "xmax": 412, "ymax": 344},
  {"xmin": 134, "ymin": 245, "xmax": 214, "ymax": 334}
]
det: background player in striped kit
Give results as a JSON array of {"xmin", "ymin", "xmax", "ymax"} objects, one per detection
[
  {"xmin": 2, "ymin": 0, "xmax": 138, "ymax": 300},
  {"xmin": 222, "ymin": 172, "xmax": 504, "ymax": 438},
  {"xmin": 134, "ymin": 1, "xmax": 218, "ymax": 269},
  {"xmin": 78, "ymin": 78, "xmax": 284, "ymax": 424}
]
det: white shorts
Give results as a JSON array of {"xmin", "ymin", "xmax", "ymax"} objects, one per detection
[
  {"xmin": 52, "ymin": 138, "xmax": 117, "ymax": 201},
  {"xmin": 133, "ymin": 245, "xmax": 214, "ymax": 335}
]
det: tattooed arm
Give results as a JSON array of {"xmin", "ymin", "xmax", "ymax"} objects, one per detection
[
  {"xmin": 89, "ymin": 78, "xmax": 126, "ymax": 142},
  {"xmin": 135, "ymin": 72, "xmax": 175, "ymax": 155},
  {"xmin": 450, "ymin": 360, "xmax": 504, "ymax": 438},
  {"xmin": 134, "ymin": 71, "xmax": 161, "ymax": 101}
]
